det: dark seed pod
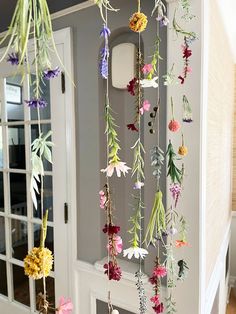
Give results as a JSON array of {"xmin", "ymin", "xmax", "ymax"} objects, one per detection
[
  {"xmin": 149, "ymin": 129, "xmax": 155, "ymax": 134},
  {"xmin": 148, "ymin": 121, "xmax": 152, "ymax": 127},
  {"xmin": 153, "ymin": 106, "xmax": 158, "ymax": 112},
  {"xmin": 150, "ymin": 113, "xmax": 155, "ymax": 118}
]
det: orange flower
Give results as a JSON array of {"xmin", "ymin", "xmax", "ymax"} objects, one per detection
[
  {"xmin": 175, "ymin": 240, "xmax": 189, "ymax": 248},
  {"xmin": 129, "ymin": 12, "xmax": 148, "ymax": 33}
]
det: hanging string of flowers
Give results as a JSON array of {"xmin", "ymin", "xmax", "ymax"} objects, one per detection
[{"xmin": 96, "ymin": 2, "xmax": 126, "ymax": 313}]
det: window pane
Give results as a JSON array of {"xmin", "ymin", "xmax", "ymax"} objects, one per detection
[
  {"xmin": 0, "ymin": 172, "xmax": 4, "ymax": 211},
  {"xmin": 8, "ymin": 125, "xmax": 26, "ymax": 169},
  {"xmin": 34, "ymin": 224, "xmax": 54, "ymax": 256},
  {"xmin": 0, "ymin": 127, "xmax": 3, "ymax": 169},
  {"xmin": 35, "ymin": 277, "xmax": 55, "ymax": 311},
  {"xmin": 0, "ymin": 217, "xmax": 6, "ymax": 255},
  {"xmin": 31, "ymin": 123, "xmax": 52, "ymax": 172},
  {"xmin": 33, "ymin": 176, "xmax": 53, "ymax": 222},
  {"xmin": 6, "ymin": 76, "xmax": 24, "ymax": 122},
  {"xmin": 13, "ymin": 264, "xmax": 30, "ymax": 307},
  {"xmin": 10, "ymin": 173, "xmax": 27, "ymax": 216},
  {"xmin": 11, "ymin": 219, "xmax": 28, "ymax": 260},
  {"xmin": 0, "ymin": 260, "xmax": 7, "ymax": 297}
]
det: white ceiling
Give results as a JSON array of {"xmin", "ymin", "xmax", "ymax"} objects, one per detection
[{"xmin": 216, "ymin": 0, "xmax": 236, "ymax": 61}]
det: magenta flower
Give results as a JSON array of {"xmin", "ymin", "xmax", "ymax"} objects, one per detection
[
  {"xmin": 153, "ymin": 302, "xmax": 164, "ymax": 314},
  {"xmin": 99, "ymin": 190, "xmax": 106, "ymax": 209},
  {"xmin": 56, "ymin": 296, "xmax": 73, "ymax": 314},
  {"xmin": 127, "ymin": 78, "xmax": 137, "ymax": 96},
  {"xmin": 103, "ymin": 224, "xmax": 120, "ymax": 235},
  {"xmin": 150, "ymin": 294, "xmax": 160, "ymax": 305},
  {"xmin": 140, "ymin": 100, "xmax": 151, "ymax": 115},
  {"xmin": 169, "ymin": 183, "xmax": 182, "ymax": 207},
  {"xmin": 152, "ymin": 265, "xmax": 167, "ymax": 278},
  {"xmin": 142, "ymin": 64, "xmax": 153, "ymax": 74}
]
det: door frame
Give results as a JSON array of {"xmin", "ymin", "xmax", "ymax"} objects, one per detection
[{"xmin": 0, "ymin": 27, "xmax": 77, "ymax": 313}]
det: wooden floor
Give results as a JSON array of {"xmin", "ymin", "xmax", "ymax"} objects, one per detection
[{"xmin": 226, "ymin": 290, "xmax": 236, "ymax": 314}]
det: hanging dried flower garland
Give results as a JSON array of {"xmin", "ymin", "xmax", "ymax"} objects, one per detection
[
  {"xmin": 96, "ymin": 1, "xmax": 129, "ymax": 313},
  {"xmin": 0, "ymin": 0, "xmax": 73, "ymax": 312}
]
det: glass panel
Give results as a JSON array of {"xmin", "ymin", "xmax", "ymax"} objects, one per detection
[
  {"xmin": 6, "ymin": 76, "xmax": 24, "ymax": 122},
  {"xmin": 8, "ymin": 125, "xmax": 26, "ymax": 169},
  {"xmin": 33, "ymin": 176, "xmax": 53, "ymax": 221},
  {"xmin": 0, "ymin": 127, "xmax": 3, "ymax": 169},
  {"xmin": 0, "ymin": 260, "xmax": 7, "ymax": 297},
  {"xmin": 35, "ymin": 277, "xmax": 55, "ymax": 311},
  {"xmin": 30, "ymin": 75, "xmax": 51, "ymax": 120},
  {"xmin": 11, "ymin": 219, "xmax": 28, "ymax": 260},
  {"xmin": 13, "ymin": 264, "xmax": 30, "ymax": 306},
  {"xmin": 0, "ymin": 172, "xmax": 4, "ymax": 211},
  {"xmin": 34, "ymin": 224, "xmax": 54, "ymax": 255},
  {"xmin": 0, "ymin": 217, "xmax": 6, "ymax": 255},
  {"xmin": 10, "ymin": 173, "xmax": 27, "ymax": 216},
  {"xmin": 31, "ymin": 123, "xmax": 52, "ymax": 172}
]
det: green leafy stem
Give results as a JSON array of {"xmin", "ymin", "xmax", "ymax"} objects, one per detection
[
  {"xmin": 131, "ymin": 138, "xmax": 145, "ymax": 182},
  {"xmin": 30, "ymin": 131, "xmax": 53, "ymax": 210},
  {"xmin": 128, "ymin": 197, "xmax": 144, "ymax": 248},
  {"xmin": 172, "ymin": 10, "xmax": 197, "ymax": 40},
  {"xmin": 167, "ymin": 141, "xmax": 182, "ymax": 184},
  {"xmin": 105, "ymin": 95, "xmax": 121, "ymax": 164},
  {"xmin": 147, "ymin": 36, "xmax": 163, "ymax": 80},
  {"xmin": 144, "ymin": 190, "xmax": 166, "ymax": 247}
]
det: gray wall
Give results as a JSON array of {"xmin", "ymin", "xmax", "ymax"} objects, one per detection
[{"xmin": 52, "ymin": 0, "xmax": 167, "ymax": 275}]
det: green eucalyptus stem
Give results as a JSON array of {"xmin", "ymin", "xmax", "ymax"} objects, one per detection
[{"xmin": 105, "ymin": 95, "xmax": 121, "ymax": 164}]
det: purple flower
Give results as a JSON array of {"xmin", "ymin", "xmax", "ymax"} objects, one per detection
[
  {"xmin": 157, "ymin": 16, "xmax": 169, "ymax": 27},
  {"xmin": 43, "ymin": 67, "xmax": 60, "ymax": 80},
  {"xmin": 100, "ymin": 24, "xmax": 111, "ymax": 38},
  {"xmin": 169, "ymin": 183, "xmax": 182, "ymax": 208},
  {"xmin": 183, "ymin": 118, "xmax": 193, "ymax": 123},
  {"xmin": 7, "ymin": 53, "xmax": 19, "ymax": 65},
  {"xmin": 25, "ymin": 98, "xmax": 47, "ymax": 108},
  {"xmin": 99, "ymin": 46, "xmax": 109, "ymax": 79}
]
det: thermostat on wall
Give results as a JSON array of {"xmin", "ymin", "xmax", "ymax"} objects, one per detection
[{"xmin": 111, "ymin": 43, "xmax": 136, "ymax": 89}]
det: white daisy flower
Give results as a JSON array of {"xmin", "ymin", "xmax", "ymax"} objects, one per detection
[
  {"xmin": 123, "ymin": 247, "xmax": 149, "ymax": 260},
  {"xmin": 101, "ymin": 161, "xmax": 131, "ymax": 177},
  {"xmin": 140, "ymin": 76, "xmax": 158, "ymax": 88}
]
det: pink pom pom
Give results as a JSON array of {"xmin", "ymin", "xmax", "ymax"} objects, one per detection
[{"xmin": 168, "ymin": 119, "xmax": 181, "ymax": 132}]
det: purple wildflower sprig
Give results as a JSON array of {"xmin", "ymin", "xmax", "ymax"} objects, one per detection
[
  {"xmin": 169, "ymin": 183, "xmax": 182, "ymax": 208},
  {"xmin": 99, "ymin": 25, "xmax": 111, "ymax": 79},
  {"xmin": 7, "ymin": 53, "xmax": 19, "ymax": 65}
]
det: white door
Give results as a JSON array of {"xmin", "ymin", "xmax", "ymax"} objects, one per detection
[{"xmin": 0, "ymin": 28, "xmax": 75, "ymax": 314}]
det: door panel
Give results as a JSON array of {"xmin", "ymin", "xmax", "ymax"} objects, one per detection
[{"xmin": 0, "ymin": 29, "xmax": 72, "ymax": 313}]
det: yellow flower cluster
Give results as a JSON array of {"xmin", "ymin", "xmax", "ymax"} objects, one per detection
[
  {"xmin": 24, "ymin": 247, "xmax": 53, "ymax": 280},
  {"xmin": 178, "ymin": 145, "xmax": 188, "ymax": 156},
  {"xmin": 129, "ymin": 12, "xmax": 148, "ymax": 33}
]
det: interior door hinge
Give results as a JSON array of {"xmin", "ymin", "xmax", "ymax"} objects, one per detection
[
  {"xmin": 64, "ymin": 203, "xmax": 68, "ymax": 224},
  {"xmin": 61, "ymin": 72, "xmax": 65, "ymax": 94}
]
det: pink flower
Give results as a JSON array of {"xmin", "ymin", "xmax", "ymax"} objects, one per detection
[
  {"xmin": 186, "ymin": 66, "xmax": 192, "ymax": 73},
  {"xmin": 150, "ymin": 294, "xmax": 160, "ymax": 305},
  {"xmin": 152, "ymin": 265, "xmax": 167, "ymax": 278},
  {"xmin": 168, "ymin": 119, "xmax": 181, "ymax": 132},
  {"xmin": 140, "ymin": 100, "xmax": 151, "ymax": 115},
  {"xmin": 99, "ymin": 190, "xmax": 106, "ymax": 209},
  {"xmin": 108, "ymin": 235, "xmax": 123, "ymax": 255},
  {"xmin": 101, "ymin": 161, "xmax": 131, "ymax": 177},
  {"xmin": 56, "ymin": 296, "xmax": 73, "ymax": 314},
  {"xmin": 142, "ymin": 64, "xmax": 153, "ymax": 74},
  {"xmin": 153, "ymin": 302, "xmax": 164, "ymax": 314}
]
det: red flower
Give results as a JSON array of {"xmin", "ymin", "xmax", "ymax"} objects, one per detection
[
  {"xmin": 127, "ymin": 78, "xmax": 137, "ymax": 96},
  {"xmin": 168, "ymin": 119, "xmax": 181, "ymax": 132},
  {"xmin": 178, "ymin": 75, "xmax": 185, "ymax": 84},
  {"xmin": 175, "ymin": 240, "xmax": 189, "ymax": 248},
  {"xmin": 103, "ymin": 224, "xmax": 120, "ymax": 235},
  {"xmin": 127, "ymin": 123, "xmax": 138, "ymax": 132},
  {"xmin": 183, "ymin": 47, "xmax": 192, "ymax": 59},
  {"xmin": 104, "ymin": 261, "xmax": 122, "ymax": 281},
  {"xmin": 149, "ymin": 275, "xmax": 157, "ymax": 285},
  {"xmin": 153, "ymin": 302, "xmax": 164, "ymax": 314}
]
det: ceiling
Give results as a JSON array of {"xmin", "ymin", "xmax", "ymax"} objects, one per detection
[
  {"xmin": 0, "ymin": 0, "xmax": 87, "ymax": 32},
  {"xmin": 216, "ymin": 0, "xmax": 236, "ymax": 61}
]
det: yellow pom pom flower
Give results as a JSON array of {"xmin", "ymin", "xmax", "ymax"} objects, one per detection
[
  {"xmin": 129, "ymin": 12, "xmax": 148, "ymax": 33},
  {"xmin": 24, "ymin": 247, "xmax": 53, "ymax": 280},
  {"xmin": 178, "ymin": 145, "xmax": 188, "ymax": 156}
]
